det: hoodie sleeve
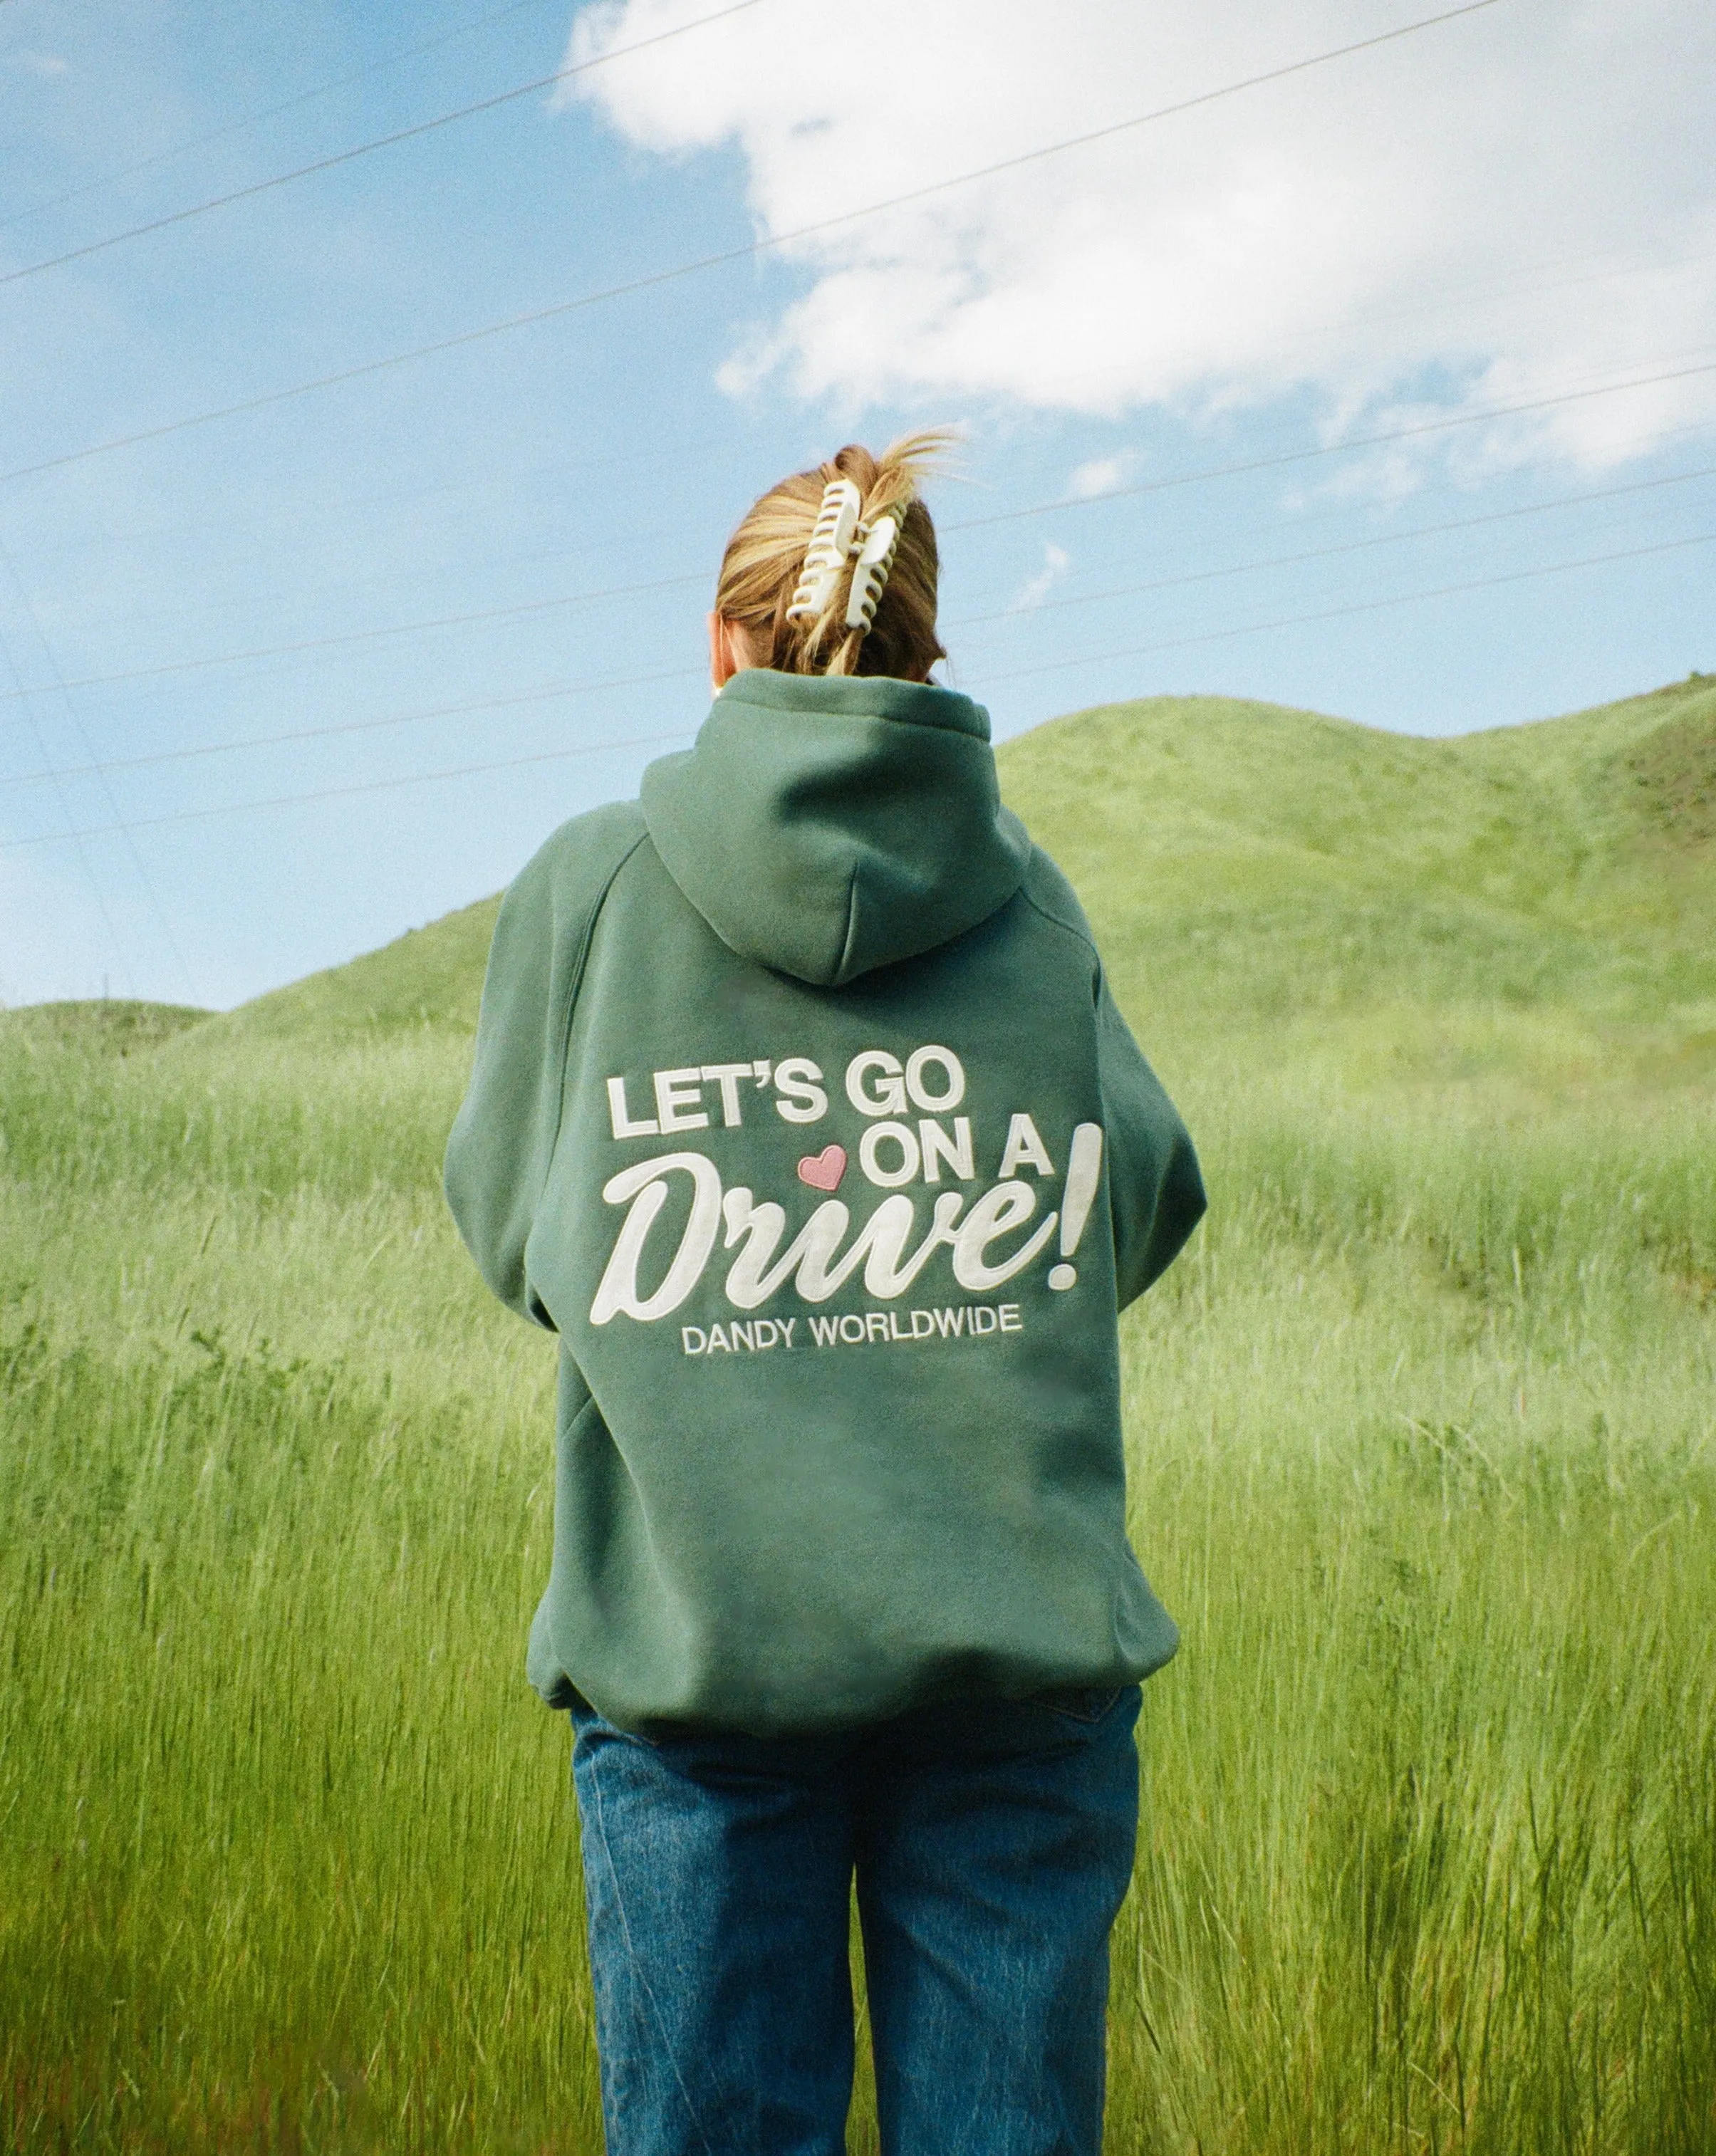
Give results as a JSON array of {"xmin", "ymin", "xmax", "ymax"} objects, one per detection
[
  {"xmin": 443, "ymin": 803, "xmax": 646, "ymax": 1328},
  {"xmin": 1096, "ymin": 967, "xmax": 1207, "ymax": 1311}
]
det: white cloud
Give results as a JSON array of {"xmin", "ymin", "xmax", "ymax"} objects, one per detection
[
  {"xmin": 566, "ymin": 0, "xmax": 1716, "ymax": 469},
  {"xmin": 1067, "ymin": 454, "xmax": 1139, "ymax": 500},
  {"xmin": 1012, "ymin": 543, "xmax": 1071, "ymax": 612}
]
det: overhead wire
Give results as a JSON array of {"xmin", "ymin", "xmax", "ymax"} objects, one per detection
[
  {"xmin": 14, "ymin": 0, "xmax": 1704, "ymax": 1016},
  {"xmin": 11, "ymin": 0, "xmax": 1701, "ymax": 868},
  {"xmin": 14, "ymin": 316, "xmax": 1710, "ymax": 670},
  {"xmin": 950, "ymin": 463, "xmax": 1716, "ymax": 629},
  {"xmin": 0, "ymin": 531, "xmax": 200, "ymax": 998},
  {"xmin": 0, "ymin": 722, "xmax": 704, "ymax": 851},
  {"xmin": 4, "ymin": 359, "xmax": 1709, "ymax": 706},
  {"xmin": 0, "ymin": 670, "xmax": 704, "ymax": 788},
  {"xmin": 945, "ymin": 356, "xmax": 1716, "ymax": 533},
  {"xmin": 19, "ymin": 360, "xmax": 1707, "ymax": 658},
  {"xmin": 0, "ymin": 0, "xmax": 565, "ymax": 233},
  {"xmin": 13, "ymin": 425, "xmax": 747, "ymax": 570},
  {"xmin": 21, "ymin": 239, "xmax": 1707, "ymax": 578},
  {"xmin": 0, "ymin": 605, "xmax": 135, "ymax": 987},
  {"xmin": 0, "ymin": 0, "xmax": 774, "ymax": 287},
  {"xmin": 3, "ymin": 458, "xmax": 1710, "ymax": 798},
  {"xmin": 963, "ymin": 529, "xmax": 1716, "ymax": 691},
  {"xmin": 0, "ymin": 0, "xmax": 1512, "ymax": 490},
  {"xmin": 6, "ymin": 522, "xmax": 1712, "ymax": 855},
  {"xmin": 0, "ymin": 571, "xmax": 708, "ymax": 702}
]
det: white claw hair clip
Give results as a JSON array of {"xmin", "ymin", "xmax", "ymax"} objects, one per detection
[
  {"xmin": 844, "ymin": 513, "xmax": 901, "ymax": 632},
  {"xmin": 786, "ymin": 479, "xmax": 863, "ymax": 622}
]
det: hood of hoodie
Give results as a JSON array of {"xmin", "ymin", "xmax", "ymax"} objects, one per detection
[{"xmin": 640, "ymin": 669, "xmax": 1032, "ymax": 988}]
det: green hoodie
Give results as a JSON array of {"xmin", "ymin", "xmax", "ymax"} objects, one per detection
[{"xmin": 444, "ymin": 669, "xmax": 1205, "ymax": 1735}]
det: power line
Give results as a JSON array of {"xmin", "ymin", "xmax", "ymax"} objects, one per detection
[
  {"xmin": 0, "ymin": 571, "xmax": 707, "ymax": 702},
  {"xmin": 0, "ymin": 668, "xmax": 702, "ymax": 790},
  {"xmin": 12, "ymin": 323, "xmax": 1709, "ymax": 680},
  {"xmin": 24, "ymin": 245, "xmax": 1708, "ymax": 580},
  {"xmin": 16, "ymin": 425, "xmax": 735, "ymax": 569},
  {"xmin": 4, "ymin": 459, "xmax": 1711, "ymax": 796},
  {"xmin": 963, "ymin": 530, "xmax": 1716, "ymax": 692},
  {"xmin": 0, "ymin": 722, "xmax": 702, "ymax": 851},
  {"xmin": 0, "ymin": 0, "xmax": 773, "ymax": 287},
  {"xmin": 0, "ymin": 604, "xmax": 135, "ymax": 989},
  {"xmin": 0, "ymin": 0, "xmax": 563, "ymax": 234},
  {"xmin": 1215, "ymin": 238, "xmax": 1716, "ymax": 376},
  {"xmin": 65, "ymin": 516, "xmax": 692, "ymax": 647},
  {"xmin": 4, "ymin": 357, "xmax": 1707, "ymax": 705},
  {"xmin": 7, "ymin": 521, "xmax": 1709, "ymax": 856},
  {"xmin": 945, "ymin": 356, "xmax": 1716, "ymax": 533},
  {"xmin": 21, "ymin": 363, "xmax": 1708, "ymax": 650},
  {"xmin": 0, "ymin": 531, "xmax": 200, "ymax": 998},
  {"xmin": 0, "ymin": 0, "xmax": 1511, "ymax": 490},
  {"xmin": 951, "ymin": 464, "xmax": 1716, "ymax": 628}
]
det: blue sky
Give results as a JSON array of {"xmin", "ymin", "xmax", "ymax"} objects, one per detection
[{"xmin": 1, "ymin": 0, "xmax": 1711, "ymax": 1009}]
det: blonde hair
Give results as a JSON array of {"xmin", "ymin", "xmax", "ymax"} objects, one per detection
[{"xmin": 714, "ymin": 431, "xmax": 954, "ymax": 680}]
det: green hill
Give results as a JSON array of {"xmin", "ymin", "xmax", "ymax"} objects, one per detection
[
  {"xmin": 10, "ymin": 674, "xmax": 1715, "ymax": 1086},
  {"xmin": 0, "ymin": 1000, "xmax": 212, "ymax": 1051},
  {"xmin": 1008, "ymin": 676, "xmax": 1716, "ymax": 1031},
  {"xmin": 210, "ymin": 893, "xmax": 501, "ymax": 1041},
  {"xmin": 1004, "ymin": 674, "xmax": 1716, "ymax": 1105}
]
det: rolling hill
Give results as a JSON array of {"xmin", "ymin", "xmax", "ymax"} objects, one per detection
[{"xmin": 9, "ymin": 672, "xmax": 1715, "ymax": 1084}]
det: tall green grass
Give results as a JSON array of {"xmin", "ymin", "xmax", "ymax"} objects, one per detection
[
  {"xmin": 1111, "ymin": 1098, "xmax": 1716, "ymax": 2153},
  {"xmin": 3, "ymin": 999, "xmax": 1712, "ymax": 2153}
]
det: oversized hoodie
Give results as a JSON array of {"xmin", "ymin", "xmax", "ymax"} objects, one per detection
[{"xmin": 444, "ymin": 668, "xmax": 1205, "ymax": 1735}]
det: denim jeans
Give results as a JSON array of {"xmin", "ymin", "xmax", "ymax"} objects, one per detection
[{"xmin": 569, "ymin": 1684, "xmax": 1143, "ymax": 2156}]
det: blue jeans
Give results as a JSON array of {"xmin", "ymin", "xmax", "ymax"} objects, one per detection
[{"xmin": 570, "ymin": 1684, "xmax": 1143, "ymax": 2156}]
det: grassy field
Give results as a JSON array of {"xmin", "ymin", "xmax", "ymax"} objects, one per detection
[{"xmin": 3, "ymin": 679, "xmax": 1713, "ymax": 2152}]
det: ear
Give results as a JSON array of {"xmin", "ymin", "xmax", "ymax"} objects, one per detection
[{"xmin": 709, "ymin": 613, "xmax": 747, "ymax": 691}]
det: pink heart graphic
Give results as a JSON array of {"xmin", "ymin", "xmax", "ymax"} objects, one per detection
[{"xmin": 796, "ymin": 1144, "xmax": 847, "ymax": 1193}]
